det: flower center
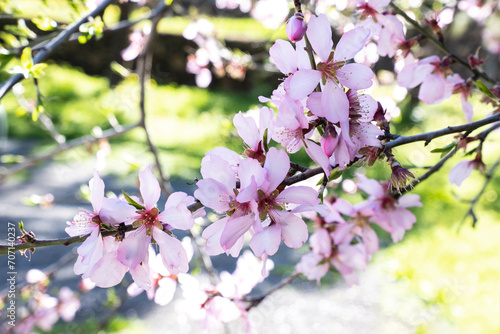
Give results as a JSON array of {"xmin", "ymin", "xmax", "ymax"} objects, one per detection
[
  {"xmin": 133, "ymin": 207, "xmax": 163, "ymax": 233},
  {"xmin": 317, "ymin": 52, "xmax": 346, "ymax": 84}
]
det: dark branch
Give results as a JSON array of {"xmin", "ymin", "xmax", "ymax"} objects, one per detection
[
  {"xmin": 384, "ymin": 113, "xmax": 500, "ymax": 150},
  {"xmin": 0, "ymin": 0, "xmax": 115, "ymax": 100},
  {"xmin": 0, "ymin": 122, "xmax": 140, "ymax": 184}
]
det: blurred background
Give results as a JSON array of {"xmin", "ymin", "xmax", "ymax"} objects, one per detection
[{"xmin": 0, "ymin": 0, "xmax": 499, "ymax": 333}]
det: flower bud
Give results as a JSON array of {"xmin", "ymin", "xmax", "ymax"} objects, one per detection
[{"xmin": 286, "ymin": 12, "xmax": 307, "ymax": 42}]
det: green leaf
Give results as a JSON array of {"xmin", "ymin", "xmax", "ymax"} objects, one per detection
[
  {"xmin": 17, "ymin": 19, "xmax": 37, "ymax": 39},
  {"xmin": 32, "ymin": 104, "xmax": 44, "ymax": 122},
  {"xmin": 330, "ymin": 169, "xmax": 343, "ymax": 180},
  {"xmin": 20, "ymin": 47, "xmax": 32, "ymax": 70},
  {"xmin": 465, "ymin": 147, "xmax": 478, "ymax": 156},
  {"xmin": 122, "ymin": 190, "xmax": 145, "ymax": 210},
  {"xmin": 110, "ymin": 61, "xmax": 130, "ymax": 78},
  {"xmin": 263, "ymin": 128, "xmax": 269, "ymax": 153},
  {"xmin": 432, "ymin": 143, "xmax": 457, "ymax": 158},
  {"xmin": 430, "ymin": 142, "xmax": 456, "ymax": 158},
  {"xmin": 32, "ymin": 16, "xmax": 57, "ymax": 31},
  {"xmin": 30, "ymin": 63, "xmax": 47, "ymax": 78},
  {"xmin": 475, "ymin": 80, "xmax": 496, "ymax": 99},
  {"xmin": 316, "ymin": 176, "xmax": 325, "ymax": 186}
]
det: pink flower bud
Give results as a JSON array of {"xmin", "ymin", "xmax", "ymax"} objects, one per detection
[{"xmin": 286, "ymin": 12, "xmax": 307, "ymax": 42}]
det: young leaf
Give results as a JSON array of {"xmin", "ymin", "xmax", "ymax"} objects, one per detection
[
  {"xmin": 263, "ymin": 128, "xmax": 269, "ymax": 153},
  {"xmin": 475, "ymin": 80, "xmax": 497, "ymax": 100},
  {"xmin": 20, "ymin": 47, "xmax": 33, "ymax": 70},
  {"xmin": 122, "ymin": 190, "xmax": 145, "ymax": 210},
  {"xmin": 330, "ymin": 169, "xmax": 343, "ymax": 180}
]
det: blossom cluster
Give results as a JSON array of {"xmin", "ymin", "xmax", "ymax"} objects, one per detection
[
  {"xmin": 52, "ymin": 4, "xmax": 449, "ymax": 331},
  {"xmin": 11, "ymin": 270, "xmax": 80, "ymax": 334},
  {"xmin": 297, "ymin": 174, "xmax": 421, "ymax": 285},
  {"xmin": 66, "ymin": 166, "xmax": 204, "ymax": 289}
]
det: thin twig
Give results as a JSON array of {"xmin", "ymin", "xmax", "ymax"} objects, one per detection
[
  {"xmin": 137, "ymin": 0, "xmax": 174, "ymax": 197},
  {"xmin": 384, "ymin": 113, "xmax": 500, "ymax": 150},
  {"xmin": 389, "ymin": 1, "xmax": 496, "ymax": 85},
  {"xmin": 394, "ymin": 146, "xmax": 458, "ymax": 197},
  {"xmin": 0, "ymin": 0, "xmax": 115, "ymax": 100},
  {"xmin": 244, "ymin": 271, "xmax": 301, "ymax": 309},
  {"xmin": 0, "ymin": 122, "xmax": 140, "ymax": 184},
  {"xmin": 0, "ymin": 165, "xmax": 325, "ymax": 254},
  {"xmin": 457, "ymin": 153, "xmax": 500, "ymax": 231}
]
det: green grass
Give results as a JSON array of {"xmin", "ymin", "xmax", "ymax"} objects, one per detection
[
  {"xmin": 157, "ymin": 16, "xmax": 287, "ymax": 42},
  {"xmin": 379, "ymin": 214, "xmax": 500, "ymax": 333}
]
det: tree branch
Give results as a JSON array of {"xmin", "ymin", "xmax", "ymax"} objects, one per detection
[
  {"xmin": 389, "ymin": 1, "xmax": 496, "ymax": 85},
  {"xmin": 0, "ymin": 0, "xmax": 115, "ymax": 100},
  {"xmin": 458, "ymin": 153, "xmax": 500, "ymax": 230},
  {"xmin": 244, "ymin": 271, "xmax": 301, "ymax": 309},
  {"xmin": 394, "ymin": 145, "xmax": 458, "ymax": 197},
  {"xmin": 384, "ymin": 112, "xmax": 500, "ymax": 150},
  {"xmin": 0, "ymin": 122, "xmax": 140, "ymax": 184},
  {"xmin": 137, "ymin": 0, "xmax": 174, "ymax": 197},
  {"xmin": 0, "ymin": 166, "xmax": 324, "ymax": 255}
]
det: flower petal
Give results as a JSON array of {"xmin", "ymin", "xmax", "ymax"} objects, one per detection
[
  {"xmin": 139, "ymin": 165, "xmax": 161, "ymax": 210},
  {"xmin": 89, "ymin": 251, "xmax": 128, "ymax": 288},
  {"xmin": 90, "ymin": 169, "xmax": 104, "ymax": 213},
  {"xmin": 322, "ymin": 81, "xmax": 349, "ymax": 123},
  {"xmin": 234, "ymin": 111, "xmax": 261, "ymax": 150},
  {"xmin": 117, "ymin": 227, "xmax": 150, "ymax": 268},
  {"xmin": 273, "ymin": 210, "xmax": 308, "ymax": 248},
  {"xmin": 153, "ymin": 227, "xmax": 189, "ymax": 274},
  {"xmin": 288, "ymin": 69, "xmax": 322, "ymax": 100},
  {"xmin": 336, "ymin": 63, "xmax": 373, "ymax": 90},
  {"xmin": 276, "ymin": 186, "xmax": 319, "ymax": 206},
  {"xmin": 334, "ymin": 27, "xmax": 370, "ymax": 62},
  {"xmin": 264, "ymin": 147, "xmax": 290, "ymax": 193},
  {"xmin": 305, "ymin": 140, "xmax": 332, "ymax": 175},
  {"xmin": 306, "ymin": 14, "xmax": 333, "ymax": 62},
  {"xmin": 270, "ymin": 39, "xmax": 297, "ymax": 74},
  {"xmin": 194, "ymin": 178, "xmax": 231, "ymax": 213},
  {"xmin": 249, "ymin": 224, "xmax": 281, "ymax": 257},
  {"xmin": 220, "ymin": 213, "xmax": 256, "ymax": 251}
]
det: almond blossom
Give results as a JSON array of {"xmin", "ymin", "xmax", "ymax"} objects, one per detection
[
  {"xmin": 397, "ymin": 55, "xmax": 465, "ymax": 104},
  {"xmin": 356, "ymin": 174, "xmax": 422, "ymax": 242},
  {"xmin": 65, "ymin": 170, "xmax": 131, "ymax": 279},
  {"xmin": 449, "ymin": 154, "xmax": 486, "ymax": 186},
  {"xmin": 127, "ymin": 237, "xmax": 194, "ymax": 306},
  {"xmin": 89, "ymin": 166, "xmax": 196, "ymax": 288},
  {"xmin": 287, "ymin": 14, "xmax": 373, "ymax": 123},
  {"xmin": 196, "ymin": 147, "xmax": 319, "ymax": 260}
]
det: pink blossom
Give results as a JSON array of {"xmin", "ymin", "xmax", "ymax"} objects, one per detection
[
  {"xmin": 233, "ymin": 107, "xmax": 274, "ymax": 161},
  {"xmin": 250, "ymin": 0, "xmax": 289, "ymax": 29},
  {"xmin": 57, "ymin": 287, "xmax": 81, "ymax": 322},
  {"xmin": 121, "ymin": 30, "xmax": 146, "ymax": 61},
  {"xmin": 449, "ymin": 155, "xmax": 486, "ymax": 186},
  {"xmin": 90, "ymin": 166, "xmax": 193, "ymax": 288},
  {"xmin": 398, "ymin": 55, "xmax": 464, "ymax": 104},
  {"xmin": 355, "ymin": 0, "xmax": 405, "ymax": 57},
  {"xmin": 356, "ymin": 174, "xmax": 421, "ymax": 242},
  {"xmin": 296, "ymin": 252, "xmax": 329, "ymax": 283},
  {"xmin": 296, "ymin": 203, "xmax": 370, "ymax": 286},
  {"xmin": 243, "ymin": 148, "xmax": 320, "ymax": 256},
  {"xmin": 65, "ymin": 170, "xmax": 126, "ymax": 279},
  {"xmin": 449, "ymin": 160, "xmax": 475, "ymax": 186},
  {"xmin": 331, "ymin": 243, "xmax": 367, "ymax": 286},
  {"xmin": 127, "ymin": 238, "xmax": 194, "ymax": 306},
  {"xmin": 287, "ymin": 14, "xmax": 373, "ymax": 123},
  {"xmin": 306, "ymin": 89, "xmax": 382, "ymax": 170}
]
